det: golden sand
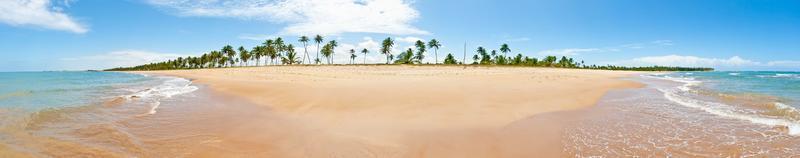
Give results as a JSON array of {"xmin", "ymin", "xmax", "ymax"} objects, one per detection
[{"xmin": 137, "ymin": 65, "xmax": 643, "ymax": 157}]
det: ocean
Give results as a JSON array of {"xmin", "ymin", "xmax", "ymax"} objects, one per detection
[
  {"xmin": 0, "ymin": 71, "xmax": 201, "ymax": 156},
  {"xmin": 1, "ymin": 71, "xmax": 798, "ymax": 156},
  {"xmin": 567, "ymin": 71, "xmax": 800, "ymax": 156}
]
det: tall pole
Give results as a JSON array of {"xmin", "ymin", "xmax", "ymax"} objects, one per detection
[{"xmin": 462, "ymin": 42, "xmax": 466, "ymax": 65}]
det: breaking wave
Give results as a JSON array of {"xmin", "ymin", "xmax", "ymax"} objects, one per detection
[{"xmin": 648, "ymin": 74, "xmax": 800, "ymax": 135}]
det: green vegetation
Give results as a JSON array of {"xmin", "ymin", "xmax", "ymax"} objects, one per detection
[{"xmin": 105, "ymin": 36, "xmax": 713, "ymax": 72}]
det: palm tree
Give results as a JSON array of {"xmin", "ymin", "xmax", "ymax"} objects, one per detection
[
  {"xmin": 314, "ymin": 35, "xmax": 323, "ymax": 64},
  {"xmin": 500, "ymin": 43, "xmax": 510, "ymax": 57},
  {"xmin": 361, "ymin": 48, "xmax": 369, "ymax": 64},
  {"xmin": 274, "ymin": 37, "xmax": 286, "ymax": 64},
  {"xmin": 222, "ymin": 45, "xmax": 235, "ymax": 67},
  {"xmin": 321, "ymin": 43, "xmax": 333, "ymax": 63},
  {"xmin": 327, "ymin": 40, "xmax": 338, "ymax": 64},
  {"xmin": 252, "ymin": 46, "xmax": 263, "ymax": 66},
  {"xmin": 299, "ymin": 36, "xmax": 310, "ymax": 64},
  {"xmin": 427, "ymin": 39, "xmax": 441, "ymax": 64},
  {"xmin": 263, "ymin": 39, "xmax": 274, "ymax": 65},
  {"xmin": 381, "ymin": 37, "xmax": 394, "ymax": 64},
  {"xmin": 414, "ymin": 40, "xmax": 426, "ymax": 64},
  {"xmin": 238, "ymin": 46, "xmax": 249, "ymax": 66},
  {"xmin": 394, "ymin": 48, "xmax": 414, "ymax": 64},
  {"xmin": 349, "ymin": 49, "xmax": 357, "ymax": 64},
  {"xmin": 282, "ymin": 44, "xmax": 299, "ymax": 65}
]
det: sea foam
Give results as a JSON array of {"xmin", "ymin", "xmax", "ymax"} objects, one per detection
[
  {"xmin": 125, "ymin": 77, "xmax": 198, "ymax": 115},
  {"xmin": 651, "ymin": 75, "xmax": 800, "ymax": 135}
]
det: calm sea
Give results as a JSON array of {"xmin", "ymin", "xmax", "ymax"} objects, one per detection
[
  {"xmin": 0, "ymin": 71, "xmax": 198, "ymax": 156},
  {"xmin": 567, "ymin": 71, "xmax": 800, "ymax": 157}
]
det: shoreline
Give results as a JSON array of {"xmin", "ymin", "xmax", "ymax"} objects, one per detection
[{"xmin": 133, "ymin": 65, "xmax": 645, "ymax": 157}]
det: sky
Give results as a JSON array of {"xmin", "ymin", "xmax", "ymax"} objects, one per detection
[{"xmin": 1, "ymin": 0, "xmax": 799, "ymax": 71}]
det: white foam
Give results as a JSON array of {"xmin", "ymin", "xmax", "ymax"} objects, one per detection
[
  {"xmin": 127, "ymin": 78, "xmax": 198, "ymax": 99},
  {"xmin": 728, "ymin": 72, "xmax": 740, "ymax": 76},
  {"xmin": 659, "ymin": 88, "xmax": 800, "ymax": 135},
  {"xmin": 758, "ymin": 73, "xmax": 799, "ymax": 78},
  {"xmin": 645, "ymin": 75, "xmax": 701, "ymax": 92},
  {"xmin": 147, "ymin": 102, "xmax": 160, "ymax": 115},
  {"xmin": 125, "ymin": 77, "xmax": 198, "ymax": 115}
]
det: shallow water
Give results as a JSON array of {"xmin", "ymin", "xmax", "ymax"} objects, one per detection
[{"xmin": 565, "ymin": 72, "xmax": 800, "ymax": 157}]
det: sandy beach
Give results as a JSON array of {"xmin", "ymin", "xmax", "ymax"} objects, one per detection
[{"xmin": 136, "ymin": 65, "xmax": 644, "ymax": 157}]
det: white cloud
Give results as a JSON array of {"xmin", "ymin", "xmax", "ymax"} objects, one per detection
[
  {"xmin": 766, "ymin": 60, "xmax": 800, "ymax": 67},
  {"xmin": 537, "ymin": 48, "xmax": 600, "ymax": 56},
  {"xmin": 238, "ymin": 34, "xmax": 277, "ymax": 41},
  {"xmin": 505, "ymin": 37, "xmax": 530, "ymax": 42},
  {"xmin": 536, "ymin": 40, "xmax": 676, "ymax": 56},
  {"xmin": 651, "ymin": 40, "xmax": 674, "ymax": 46},
  {"xmin": 395, "ymin": 36, "xmax": 425, "ymax": 43},
  {"xmin": 617, "ymin": 55, "xmax": 759, "ymax": 67},
  {"xmin": 60, "ymin": 50, "xmax": 193, "ymax": 70},
  {"xmin": 147, "ymin": 0, "xmax": 427, "ymax": 35},
  {"xmin": 0, "ymin": 0, "xmax": 87, "ymax": 33}
]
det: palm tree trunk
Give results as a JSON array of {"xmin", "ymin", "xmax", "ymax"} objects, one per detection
[
  {"xmin": 435, "ymin": 49, "xmax": 438, "ymax": 64},
  {"xmin": 316, "ymin": 44, "xmax": 321, "ymax": 64}
]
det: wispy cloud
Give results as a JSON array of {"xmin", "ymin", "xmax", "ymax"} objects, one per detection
[
  {"xmin": 610, "ymin": 54, "xmax": 800, "ymax": 70},
  {"xmin": 537, "ymin": 48, "xmax": 600, "ymax": 56},
  {"xmin": 395, "ymin": 36, "xmax": 425, "ymax": 43},
  {"xmin": 146, "ymin": 0, "xmax": 428, "ymax": 36},
  {"xmin": 537, "ymin": 40, "xmax": 675, "ymax": 56},
  {"xmin": 620, "ymin": 55, "xmax": 758, "ymax": 67},
  {"xmin": 504, "ymin": 37, "xmax": 530, "ymax": 42},
  {"xmin": 60, "ymin": 50, "xmax": 194, "ymax": 70},
  {"xmin": 238, "ymin": 34, "xmax": 277, "ymax": 41},
  {"xmin": 0, "ymin": 0, "xmax": 87, "ymax": 33}
]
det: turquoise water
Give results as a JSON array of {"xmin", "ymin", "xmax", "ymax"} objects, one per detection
[
  {"xmin": 0, "ymin": 71, "xmax": 155, "ymax": 110},
  {"xmin": 567, "ymin": 71, "xmax": 800, "ymax": 156},
  {"xmin": 669, "ymin": 71, "xmax": 799, "ymax": 107},
  {"xmin": 648, "ymin": 71, "xmax": 800, "ymax": 135},
  {"xmin": 0, "ymin": 71, "xmax": 200, "ymax": 156}
]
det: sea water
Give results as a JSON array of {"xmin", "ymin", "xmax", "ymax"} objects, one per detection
[
  {"xmin": 566, "ymin": 71, "xmax": 800, "ymax": 157},
  {"xmin": 0, "ymin": 71, "xmax": 199, "ymax": 156}
]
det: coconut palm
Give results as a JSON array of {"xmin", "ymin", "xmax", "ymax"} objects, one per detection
[
  {"xmin": 414, "ymin": 40, "xmax": 426, "ymax": 64},
  {"xmin": 274, "ymin": 37, "xmax": 286, "ymax": 64},
  {"xmin": 427, "ymin": 39, "xmax": 441, "ymax": 64},
  {"xmin": 321, "ymin": 43, "xmax": 333, "ymax": 63},
  {"xmin": 299, "ymin": 36, "xmax": 310, "ymax": 64},
  {"xmin": 282, "ymin": 44, "xmax": 299, "ymax": 65},
  {"xmin": 349, "ymin": 49, "xmax": 357, "ymax": 64},
  {"xmin": 263, "ymin": 39, "xmax": 274, "ymax": 65},
  {"xmin": 222, "ymin": 45, "xmax": 235, "ymax": 67},
  {"xmin": 381, "ymin": 37, "xmax": 394, "ymax": 64},
  {"xmin": 327, "ymin": 40, "xmax": 338, "ymax": 64},
  {"xmin": 252, "ymin": 46, "xmax": 263, "ymax": 66},
  {"xmin": 361, "ymin": 48, "xmax": 369, "ymax": 64},
  {"xmin": 314, "ymin": 35, "xmax": 323, "ymax": 64},
  {"xmin": 500, "ymin": 43, "xmax": 510, "ymax": 57},
  {"xmin": 394, "ymin": 48, "xmax": 414, "ymax": 64},
  {"xmin": 238, "ymin": 46, "xmax": 249, "ymax": 66}
]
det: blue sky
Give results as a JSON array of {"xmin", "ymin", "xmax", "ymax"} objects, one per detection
[{"xmin": 1, "ymin": 0, "xmax": 799, "ymax": 71}]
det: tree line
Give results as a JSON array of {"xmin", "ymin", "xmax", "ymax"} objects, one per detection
[{"xmin": 105, "ymin": 35, "xmax": 713, "ymax": 72}]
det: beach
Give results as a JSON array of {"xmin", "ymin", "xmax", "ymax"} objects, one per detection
[{"xmin": 135, "ymin": 65, "xmax": 644, "ymax": 157}]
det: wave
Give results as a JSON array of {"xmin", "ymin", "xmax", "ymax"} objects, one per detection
[
  {"xmin": 124, "ymin": 77, "xmax": 198, "ymax": 115},
  {"xmin": 728, "ymin": 72, "xmax": 740, "ymax": 76},
  {"xmin": 654, "ymin": 76, "xmax": 800, "ymax": 135},
  {"xmin": 757, "ymin": 73, "xmax": 800, "ymax": 79},
  {"xmin": 644, "ymin": 75, "xmax": 701, "ymax": 92}
]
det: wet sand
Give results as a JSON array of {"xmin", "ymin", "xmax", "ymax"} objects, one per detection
[{"xmin": 136, "ymin": 65, "xmax": 644, "ymax": 157}]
